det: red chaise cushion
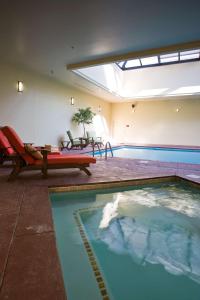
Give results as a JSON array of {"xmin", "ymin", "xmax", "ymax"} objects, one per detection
[
  {"xmin": 33, "ymin": 154, "xmax": 96, "ymax": 165},
  {"xmin": 2, "ymin": 126, "xmax": 35, "ymax": 164},
  {"xmin": 0, "ymin": 130, "xmax": 15, "ymax": 155}
]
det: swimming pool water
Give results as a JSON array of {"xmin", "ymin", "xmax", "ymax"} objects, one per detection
[
  {"xmin": 50, "ymin": 183, "xmax": 200, "ymax": 300},
  {"xmin": 93, "ymin": 146, "xmax": 200, "ymax": 164}
]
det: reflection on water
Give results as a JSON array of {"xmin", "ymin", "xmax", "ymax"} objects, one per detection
[{"xmin": 98, "ymin": 185, "xmax": 200, "ymax": 284}]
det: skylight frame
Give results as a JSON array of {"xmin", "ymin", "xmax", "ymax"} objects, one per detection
[{"xmin": 116, "ymin": 49, "xmax": 200, "ymax": 71}]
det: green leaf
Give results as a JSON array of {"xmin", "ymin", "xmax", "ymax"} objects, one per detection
[{"xmin": 72, "ymin": 107, "xmax": 96, "ymax": 135}]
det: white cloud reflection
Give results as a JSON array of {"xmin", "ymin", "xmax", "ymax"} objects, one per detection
[{"xmin": 98, "ymin": 186, "xmax": 200, "ymax": 284}]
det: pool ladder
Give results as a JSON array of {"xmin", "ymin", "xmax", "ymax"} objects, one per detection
[
  {"xmin": 104, "ymin": 141, "xmax": 113, "ymax": 159},
  {"xmin": 92, "ymin": 141, "xmax": 113, "ymax": 159}
]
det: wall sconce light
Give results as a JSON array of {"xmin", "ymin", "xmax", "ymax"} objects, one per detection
[
  {"xmin": 70, "ymin": 97, "xmax": 75, "ymax": 105},
  {"xmin": 131, "ymin": 104, "xmax": 136, "ymax": 112},
  {"xmin": 98, "ymin": 105, "xmax": 102, "ymax": 113},
  {"xmin": 17, "ymin": 81, "xmax": 24, "ymax": 92},
  {"xmin": 176, "ymin": 108, "xmax": 180, "ymax": 112}
]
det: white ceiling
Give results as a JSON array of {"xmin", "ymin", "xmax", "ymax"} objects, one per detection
[{"xmin": 1, "ymin": 0, "xmax": 200, "ymax": 102}]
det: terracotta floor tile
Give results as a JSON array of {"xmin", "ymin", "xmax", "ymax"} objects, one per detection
[
  {"xmin": 1, "ymin": 156, "xmax": 200, "ymax": 299},
  {"xmin": 0, "ymin": 182, "xmax": 24, "ymax": 214},
  {"xmin": 15, "ymin": 186, "xmax": 54, "ymax": 237},
  {"xmin": 0, "ymin": 233, "xmax": 66, "ymax": 300},
  {"xmin": 0, "ymin": 213, "xmax": 17, "ymax": 286}
]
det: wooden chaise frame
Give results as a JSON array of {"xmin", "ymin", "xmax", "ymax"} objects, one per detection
[{"xmin": 9, "ymin": 149, "xmax": 92, "ymax": 180}]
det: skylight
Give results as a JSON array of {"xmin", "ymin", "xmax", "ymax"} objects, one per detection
[
  {"xmin": 160, "ymin": 53, "xmax": 178, "ymax": 63},
  {"xmin": 141, "ymin": 56, "xmax": 158, "ymax": 66},
  {"xmin": 125, "ymin": 59, "xmax": 141, "ymax": 68},
  {"xmin": 180, "ymin": 49, "xmax": 200, "ymax": 60},
  {"xmin": 116, "ymin": 49, "xmax": 200, "ymax": 70}
]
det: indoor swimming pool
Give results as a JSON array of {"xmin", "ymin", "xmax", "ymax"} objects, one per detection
[
  {"xmin": 50, "ymin": 181, "xmax": 200, "ymax": 300},
  {"xmin": 92, "ymin": 146, "xmax": 200, "ymax": 164}
]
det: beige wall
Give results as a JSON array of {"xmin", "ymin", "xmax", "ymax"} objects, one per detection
[
  {"xmin": 1, "ymin": 62, "xmax": 200, "ymax": 148},
  {"xmin": 111, "ymin": 99, "xmax": 200, "ymax": 146},
  {"xmin": 0, "ymin": 62, "xmax": 111, "ymax": 146}
]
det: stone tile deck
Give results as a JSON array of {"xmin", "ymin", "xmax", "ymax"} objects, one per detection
[{"xmin": 0, "ymin": 156, "xmax": 200, "ymax": 300}]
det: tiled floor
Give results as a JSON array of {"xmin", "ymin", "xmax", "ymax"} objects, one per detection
[{"xmin": 0, "ymin": 156, "xmax": 200, "ymax": 300}]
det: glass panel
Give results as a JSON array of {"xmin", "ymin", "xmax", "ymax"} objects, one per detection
[
  {"xmin": 140, "ymin": 56, "xmax": 158, "ymax": 66},
  {"xmin": 125, "ymin": 59, "xmax": 141, "ymax": 68},
  {"xmin": 160, "ymin": 53, "xmax": 178, "ymax": 63},
  {"xmin": 180, "ymin": 50, "xmax": 200, "ymax": 61},
  {"xmin": 117, "ymin": 61, "xmax": 125, "ymax": 68},
  {"xmin": 180, "ymin": 49, "xmax": 200, "ymax": 55}
]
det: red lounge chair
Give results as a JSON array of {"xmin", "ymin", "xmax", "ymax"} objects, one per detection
[
  {"xmin": 0, "ymin": 129, "xmax": 16, "ymax": 164},
  {"xmin": 0, "ymin": 126, "xmax": 60, "ymax": 158},
  {"xmin": 2, "ymin": 126, "xmax": 96, "ymax": 180}
]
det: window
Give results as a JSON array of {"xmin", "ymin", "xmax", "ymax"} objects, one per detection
[
  {"xmin": 160, "ymin": 53, "xmax": 178, "ymax": 63},
  {"xmin": 180, "ymin": 49, "xmax": 200, "ymax": 61},
  {"xmin": 141, "ymin": 56, "xmax": 158, "ymax": 66},
  {"xmin": 125, "ymin": 59, "xmax": 141, "ymax": 68},
  {"xmin": 116, "ymin": 49, "xmax": 200, "ymax": 71}
]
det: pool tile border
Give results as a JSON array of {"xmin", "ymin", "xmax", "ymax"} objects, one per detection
[{"xmin": 74, "ymin": 208, "xmax": 110, "ymax": 300}]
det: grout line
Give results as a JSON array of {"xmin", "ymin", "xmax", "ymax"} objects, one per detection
[{"xmin": 0, "ymin": 185, "xmax": 25, "ymax": 293}]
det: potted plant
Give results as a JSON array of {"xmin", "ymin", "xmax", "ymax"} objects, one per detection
[{"xmin": 72, "ymin": 107, "xmax": 95, "ymax": 137}]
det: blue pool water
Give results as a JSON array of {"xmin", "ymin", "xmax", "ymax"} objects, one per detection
[
  {"xmin": 92, "ymin": 146, "xmax": 200, "ymax": 164},
  {"xmin": 51, "ymin": 183, "xmax": 200, "ymax": 300}
]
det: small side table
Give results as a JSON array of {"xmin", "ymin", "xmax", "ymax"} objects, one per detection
[{"xmin": 79, "ymin": 137, "xmax": 88, "ymax": 146}]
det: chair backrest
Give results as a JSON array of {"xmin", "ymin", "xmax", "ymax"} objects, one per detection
[
  {"xmin": 86, "ymin": 131, "xmax": 97, "ymax": 139},
  {"xmin": 67, "ymin": 130, "xmax": 73, "ymax": 142},
  {"xmin": 2, "ymin": 126, "xmax": 35, "ymax": 164},
  {"xmin": 0, "ymin": 129, "xmax": 15, "ymax": 155}
]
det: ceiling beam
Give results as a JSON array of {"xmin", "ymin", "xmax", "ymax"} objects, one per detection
[{"xmin": 67, "ymin": 40, "xmax": 200, "ymax": 70}]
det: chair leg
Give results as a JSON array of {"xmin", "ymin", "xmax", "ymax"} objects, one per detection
[
  {"xmin": 41, "ymin": 161, "xmax": 48, "ymax": 178},
  {"xmin": 41, "ymin": 150, "xmax": 48, "ymax": 178},
  {"xmin": 66, "ymin": 141, "xmax": 71, "ymax": 150},
  {"xmin": 42, "ymin": 167, "xmax": 48, "ymax": 178},
  {"xmin": 8, "ymin": 162, "xmax": 21, "ymax": 181},
  {"xmin": 80, "ymin": 167, "xmax": 91, "ymax": 176}
]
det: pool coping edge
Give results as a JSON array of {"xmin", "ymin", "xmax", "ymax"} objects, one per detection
[{"xmin": 49, "ymin": 175, "xmax": 200, "ymax": 193}]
